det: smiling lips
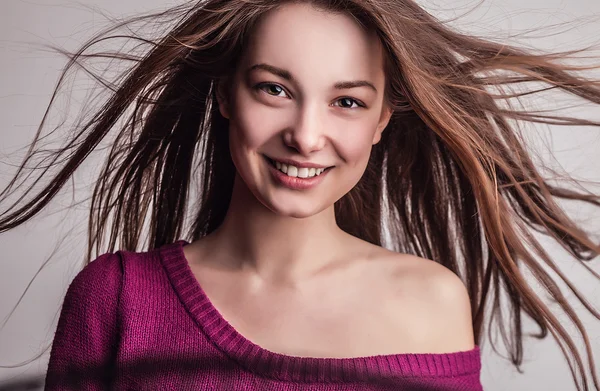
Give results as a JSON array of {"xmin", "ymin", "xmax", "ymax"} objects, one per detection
[
  {"xmin": 274, "ymin": 161, "xmax": 326, "ymax": 178},
  {"xmin": 265, "ymin": 156, "xmax": 332, "ymax": 190},
  {"xmin": 266, "ymin": 156, "xmax": 331, "ymax": 178}
]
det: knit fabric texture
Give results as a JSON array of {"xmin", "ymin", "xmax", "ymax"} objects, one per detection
[{"xmin": 45, "ymin": 240, "xmax": 483, "ymax": 390}]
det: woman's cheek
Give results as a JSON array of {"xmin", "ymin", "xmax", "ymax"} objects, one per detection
[
  {"xmin": 236, "ymin": 104, "xmax": 289, "ymax": 148},
  {"xmin": 334, "ymin": 121, "xmax": 378, "ymax": 167}
]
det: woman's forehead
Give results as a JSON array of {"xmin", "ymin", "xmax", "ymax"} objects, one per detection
[{"xmin": 239, "ymin": 3, "xmax": 386, "ymax": 86}]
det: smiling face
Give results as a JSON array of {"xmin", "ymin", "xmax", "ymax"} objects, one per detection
[{"xmin": 217, "ymin": 2, "xmax": 392, "ymax": 219}]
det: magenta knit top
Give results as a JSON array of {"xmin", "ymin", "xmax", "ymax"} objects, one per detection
[{"xmin": 45, "ymin": 240, "xmax": 483, "ymax": 390}]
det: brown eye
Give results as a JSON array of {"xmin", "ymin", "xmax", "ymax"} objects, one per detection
[
  {"xmin": 266, "ymin": 85, "xmax": 282, "ymax": 95},
  {"xmin": 339, "ymin": 98, "xmax": 354, "ymax": 108},
  {"xmin": 334, "ymin": 97, "xmax": 364, "ymax": 109},
  {"xmin": 256, "ymin": 83, "xmax": 288, "ymax": 97}
]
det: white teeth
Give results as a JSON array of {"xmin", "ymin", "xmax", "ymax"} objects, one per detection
[
  {"xmin": 271, "ymin": 159, "xmax": 328, "ymax": 178},
  {"xmin": 287, "ymin": 166, "xmax": 298, "ymax": 177},
  {"xmin": 297, "ymin": 167, "xmax": 309, "ymax": 178}
]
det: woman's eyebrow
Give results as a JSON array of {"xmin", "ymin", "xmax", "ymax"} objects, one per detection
[{"xmin": 247, "ymin": 63, "xmax": 378, "ymax": 92}]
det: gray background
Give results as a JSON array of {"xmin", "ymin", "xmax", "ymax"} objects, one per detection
[{"xmin": 1, "ymin": 0, "xmax": 599, "ymax": 390}]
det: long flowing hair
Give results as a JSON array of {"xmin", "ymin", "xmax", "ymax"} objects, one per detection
[{"xmin": 1, "ymin": 0, "xmax": 600, "ymax": 389}]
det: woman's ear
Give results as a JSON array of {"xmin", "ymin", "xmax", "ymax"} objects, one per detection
[
  {"xmin": 372, "ymin": 104, "xmax": 393, "ymax": 145},
  {"xmin": 216, "ymin": 79, "xmax": 230, "ymax": 119}
]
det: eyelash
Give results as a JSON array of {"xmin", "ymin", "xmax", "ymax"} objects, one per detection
[{"xmin": 254, "ymin": 83, "xmax": 366, "ymax": 109}]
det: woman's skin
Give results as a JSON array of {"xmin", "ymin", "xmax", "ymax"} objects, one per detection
[{"xmin": 183, "ymin": 2, "xmax": 475, "ymax": 358}]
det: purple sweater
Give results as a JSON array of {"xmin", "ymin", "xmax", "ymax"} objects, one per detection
[{"xmin": 45, "ymin": 240, "xmax": 483, "ymax": 390}]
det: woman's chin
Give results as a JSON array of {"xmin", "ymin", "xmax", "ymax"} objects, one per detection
[{"xmin": 261, "ymin": 196, "xmax": 330, "ymax": 219}]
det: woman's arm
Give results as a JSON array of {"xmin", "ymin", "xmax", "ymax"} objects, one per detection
[{"xmin": 44, "ymin": 252, "xmax": 122, "ymax": 390}]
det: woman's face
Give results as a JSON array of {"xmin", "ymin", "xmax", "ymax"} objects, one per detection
[{"xmin": 218, "ymin": 3, "xmax": 392, "ymax": 218}]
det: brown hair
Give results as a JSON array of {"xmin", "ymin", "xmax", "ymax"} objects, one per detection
[{"xmin": 1, "ymin": 0, "xmax": 599, "ymax": 389}]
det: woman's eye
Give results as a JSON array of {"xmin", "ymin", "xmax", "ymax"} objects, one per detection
[
  {"xmin": 257, "ymin": 83, "xmax": 288, "ymax": 98},
  {"xmin": 334, "ymin": 97, "xmax": 364, "ymax": 109}
]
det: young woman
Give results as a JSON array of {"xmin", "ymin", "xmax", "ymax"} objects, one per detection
[{"xmin": 1, "ymin": 0, "xmax": 599, "ymax": 390}]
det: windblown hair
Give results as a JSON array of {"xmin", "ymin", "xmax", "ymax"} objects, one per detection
[{"xmin": 1, "ymin": 0, "xmax": 600, "ymax": 389}]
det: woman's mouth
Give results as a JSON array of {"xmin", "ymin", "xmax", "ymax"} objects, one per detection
[
  {"xmin": 264, "ymin": 156, "xmax": 331, "ymax": 178},
  {"xmin": 263, "ymin": 155, "xmax": 333, "ymax": 190}
]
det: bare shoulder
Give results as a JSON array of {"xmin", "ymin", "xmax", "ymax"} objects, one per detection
[{"xmin": 370, "ymin": 248, "xmax": 476, "ymax": 353}]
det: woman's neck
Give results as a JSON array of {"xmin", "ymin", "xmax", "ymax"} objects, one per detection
[{"xmin": 200, "ymin": 175, "xmax": 351, "ymax": 284}]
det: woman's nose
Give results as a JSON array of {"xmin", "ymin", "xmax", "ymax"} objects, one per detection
[{"xmin": 283, "ymin": 104, "xmax": 326, "ymax": 155}]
